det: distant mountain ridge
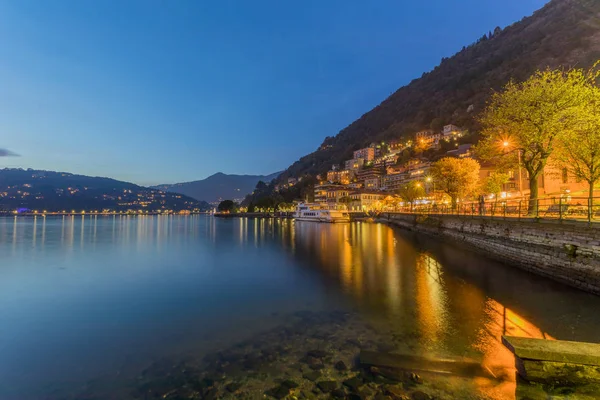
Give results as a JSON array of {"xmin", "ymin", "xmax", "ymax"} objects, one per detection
[
  {"xmin": 0, "ymin": 168, "xmax": 210, "ymax": 212},
  {"xmin": 278, "ymin": 0, "xmax": 600, "ymax": 181},
  {"xmin": 154, "ymin": 171, "xmax": 282, "ymax": 203}
]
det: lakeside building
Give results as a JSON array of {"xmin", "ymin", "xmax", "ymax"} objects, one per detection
[
  {"xmin": 326, "ymin": 169, "xmax": 353, "ymax": 185},
  {"xmin": 446, "ymin": 143, "xmax": 473, "ymax": 158},
  {"xmin": 442, "ymin": 124, "xmax": 463, "ymax": 140},
  {"xmin": 373, "ymin": 153, "xmax": 399, "ymax": 167},
  {"xmin": 326, "ymin": 187, "xmax": 351, "ymax": 208},
  {"xmin": 345, "ymin": 158, "xmax": 365, "ymax": 171},
  {"xmin": 314, "ymin": 183, "xmax": 344, "ymax": 204},
  {"xmin": 365, "ymin": 177, "xmax": 382, "ymax": 190},
  {"xmin": 383, "ymin": 171, "xmax": 409, "ymax": 192},
  {"xmin": 353, "ymin": 146, "xmax": 375, "ymax": 162},
  {"xmin": 348, "ymin": 190, "xmax": 387, "ymax": 211},
  {"xmin": 415, "ymin": 130, "xmax": 442, "ymax": 150},
  {"xmin": 356, "ymin": 167, "xmax": 384, "ymax": 187},
  {"xmin": 480, "ymin": 163, "xmax": 590, "ymax": 200}
]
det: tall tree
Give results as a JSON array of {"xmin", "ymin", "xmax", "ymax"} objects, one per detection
[
  {"xmin": 217, "ymin": 200, "xmax": 238, "ymax": 213},
  {"xmin": 482, "ymin": 171, "xmax": 510, "ymax": 201},
  {"xmin": 478, "ymin": 68, "xmax": 594, "ymax": 213},
  {"xmin": 397, "ymin": 180, "xmax": 425, "ymax": 212},
  {"xmin": 554, "ymin": 78, "xmax": 600, "ymax": 206},
  {"xmin": 430, "ymin": 157, "xmax": 481, "ymax": 208}
]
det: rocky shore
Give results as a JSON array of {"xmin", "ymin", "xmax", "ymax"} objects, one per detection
[
  {"xmin": 63, "ymin": 309, "xmax": 600, "ymax": 399},
  {"xmin": 130, "ymin": 310, "xmax": 482, "ymax": 400}
]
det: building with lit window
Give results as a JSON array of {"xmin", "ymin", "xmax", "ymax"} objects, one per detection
[
  {"xmin": 314, "ymin": 183, "xmax": 344, "ymax": 204},
  {"xmin": 344, "ymin": 158, "xmax": 364, "ymax": 171},
  {"xmin": 326, "ymin": 187, "xmax": 351, "ymax": 206},
  {"xmin": 447, "ymin": 143, "xmax": 473, "ymax": 158},
  {"xmin": 442, "ymin": 124, "xmax": 463, "ymax": 139},
  {"xmin": 348, "ymin": 190, "xmax": 387, "ymax": 211},
  {"xmin": 326, "ymin": 169, "xmax": 353, "ymax": 184},
  {"xmin": 353, "ymin": 147, "xmax": 375, "ymax": 162}
]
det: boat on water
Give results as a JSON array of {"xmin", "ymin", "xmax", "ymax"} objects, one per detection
[{"xmin": 294, "ymin": 203, "xmax": 350, "ymax": 223}]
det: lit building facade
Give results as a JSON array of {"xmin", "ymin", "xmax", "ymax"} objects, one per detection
[
  {"xmin": 353, "ymin": 147, "xmax": 375, "ymax": 162},
  {"xmin": 348, "ymin": 191, "xmax": 387, "ymax": 211},
  {"xmin": 345, "ymin": 158, "xmax": 365, "ymax": 171}
]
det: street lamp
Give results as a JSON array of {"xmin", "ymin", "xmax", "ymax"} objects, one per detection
[{"xmin": 502, "ymin": 139, "xmax": 523, "ymax": 198}]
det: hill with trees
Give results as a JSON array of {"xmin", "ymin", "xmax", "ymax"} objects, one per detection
[
  {"xmin": 279, "ymin": 0, "xmax": 600, "ymax": 181},
  {"xmin": 0, "ymin": 168, "xmax": 210, "ymax": 213}
]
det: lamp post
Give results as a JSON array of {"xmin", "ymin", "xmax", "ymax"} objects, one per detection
[{"xmin": 503, "ymin": 141, "xmax": 523, "ymax": 198}]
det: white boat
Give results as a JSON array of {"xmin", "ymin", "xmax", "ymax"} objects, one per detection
[{"xmin": 294, "ymin": 203, "xmax": 350, "ymax": 223}]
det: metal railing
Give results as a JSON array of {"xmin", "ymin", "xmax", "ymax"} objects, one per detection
[{"xmin": 395, "ymin": 196, "xmax": 600, "ymax": 222}]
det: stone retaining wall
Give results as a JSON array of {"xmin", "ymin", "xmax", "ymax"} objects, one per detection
[{"xmin": 380, "ymin": 213, "xmax": 600, "ymax": 295}]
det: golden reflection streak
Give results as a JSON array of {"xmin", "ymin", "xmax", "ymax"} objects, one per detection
[
  {"xmin": 414, "ymin": 252, "xmax": 449, "ymax": 351},
  {"xmin": 80, "ymin": 215, "xmax": 85, "ymax": 249},
  {"xmin": 470, "ymin": 298, "xmax": 556, "ymax": 399}
]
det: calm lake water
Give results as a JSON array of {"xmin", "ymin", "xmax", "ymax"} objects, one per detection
[{"xmin": 1, "ymin": 215, "xmax": 599, "ymax": 399}]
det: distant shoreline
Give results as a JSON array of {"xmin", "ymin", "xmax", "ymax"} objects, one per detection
[{"xmin": 0, "ymin": 211, "xmax": 211, "ymax": 217}]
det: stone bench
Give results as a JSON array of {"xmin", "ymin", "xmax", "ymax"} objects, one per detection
[{"xmin": 502, "ymin": 336, "xmax": 600, "ymax": 385}]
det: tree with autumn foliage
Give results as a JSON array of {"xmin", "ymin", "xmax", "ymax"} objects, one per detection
[
  {"xmin": 477, "ymin": 67, "xmax": 595, "ymax": 213},
  {"xmin": 430, "ymin": 157, "xmax": 481, "ymax": 209},
  {"xmin": 397, "ymin": 180, "xmax": 425, "ymax": 211}
]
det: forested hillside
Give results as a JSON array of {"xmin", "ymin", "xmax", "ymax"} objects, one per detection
[{"xmin": 280, "ymin": 0, "xmax": 600, "ymax": 180}]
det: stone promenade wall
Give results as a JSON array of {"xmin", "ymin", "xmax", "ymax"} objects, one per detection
[{"xmin": 381, "ymin": 213, "xmax": 600, "ymax": 295}]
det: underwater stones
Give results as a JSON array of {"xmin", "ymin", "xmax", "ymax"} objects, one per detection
[
  {"xmin": 343, "ymin": 376, "xmax": 364, "ymax": 392},
  {"xmin": 410, "ymin": 373, "xmax": 423, "ymax": 385},
  {"xmin": 265, "ymin": 385, "xmax": 290, "ymax": 399},
  {"xmin": 306, "ymin": 356, "xmax": 325, "ymax": 370},
  {"xmin": 317, "ymin": 380, "xmax": 338, "ymax": 393},
  {"xmin": 303, "ymin": 371, "xmax": 322, "ymax": 382},
  {"xmin": 411, "ymin": 390, "xmax": 431, "ymax": 400},
  {"xmin": 307, "ymin": 349, "xmax": 330, "ymax": 358},
  {"xmin": 384, "ymin": 384, "xmax": 410, "ymax": 399},
  {"xmin": 225, "ymin": 382, "xmax": 242, "ymax": 392},
  {"xmin": 280, "ymin": 379, "xmax": 299, "ymax": 389},
  {"xmin": 331, "ymin": 388, "xmax": 347, "ymax": 398},
  {"xmin": 334, "ymin": 360, "xmax": 348, "ymax": 371}
]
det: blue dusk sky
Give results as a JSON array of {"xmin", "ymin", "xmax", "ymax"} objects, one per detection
[{"xmin": 0, "ymin": 0, "xmax": 547, "ymax": 186}]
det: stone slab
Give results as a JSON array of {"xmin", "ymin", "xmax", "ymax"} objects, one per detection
[
  {"xmin": 502, "ymin": 336, "xmax": 600, "ymax": 366},
  {"xmin": 359, "ymin": 350, "xmax": 491, "ymax": 378}
]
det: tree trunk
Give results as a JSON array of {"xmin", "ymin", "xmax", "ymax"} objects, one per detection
[
  {"xmin": 589, "ymin": 181, "xmax": 595, "ymax": 221},
  {"xmin": 451, "ymin": 196, "xmax": 457, "ymax": 211},
  {"xmin": 529, "ymin": 175, "xmax": 539, "ymax": 215}
]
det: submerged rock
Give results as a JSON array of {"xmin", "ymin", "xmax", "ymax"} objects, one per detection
[
  {"xmin": 343, "ymin": 376, "xmax": 364, "ymax": 392},
  {"xmin": 334, "ymin": 360, "xmax": 348, "ymax": 371},
  {"xmin": 411, "ymin": 390, "xmax": 431, "ymax": 400},
  {"xmin": 317, "ymin": 380, "xmax": 338, "ymax": 393},
  {"xmin": 280, "ymin": 379, "xmax": 299, "ymax": 389},
  {"xmin": 225, "ymin": 382, "xmax": 242, "ymax": 393},
  {"xmin": 303, "ymin": 371, "xmax": 322, "ymax": 382},
  {"xmin": 265, "ymin": 385, "xmax": 290, "ymax": 399},
  {"xmin": 307, "ymin": 349, "xmax": 330, "ymax": 358}
]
